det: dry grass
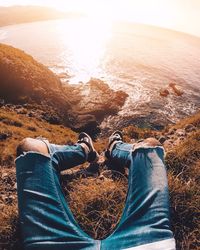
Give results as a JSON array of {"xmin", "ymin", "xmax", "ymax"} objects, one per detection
[
  {"xmin": 62, "ymin": 173, "xmax": 128, "ymax": 239},
  {"xmin": 123, "ymin": 125, "xmax": 159, "ymax": 141},
  {"xmin": 169, "ymin": 111, "xmax": 200, "ymax": 130},
  {"xmin": 0, "ymin": 168, "xmax": 19, "ymax": 250},
  {"xmin": 168, "ymin": 168, "xmax": 200, "ymax": 250},
  {"xmin": 166, "ymin": 128, "xmax": 200, "ymax": 249},
  {"xmin": 0, "ymin": 107, "xmax": 78, "ymax": 249},
  {"xmin": 0, "ymin": 108, "xmax": 199, "ymax": 250},
  {"xmin": 0, "ymin": 107, "xmax": 77, "ymax": 167}
]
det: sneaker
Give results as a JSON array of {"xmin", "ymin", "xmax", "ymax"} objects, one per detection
[
  {"xmin": 77, "ymin": 132, "xmax": 99, "ymax": 163},
  {"xmin": 105, "ymin": 131, "xmax": 123, "ymax": 159}
]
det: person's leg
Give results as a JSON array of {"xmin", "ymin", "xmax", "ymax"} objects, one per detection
[
  {"xmin": 101, "ymin": 138, "xmax": 175, "ymax": 250},
  {"xmin": 16, "ymin": 138, "xmax": 50, "ymax": 156},
  {"xmin": 16, "ymin": 137, "xmax": 99, "ymax": 250},
  {"xmin": 16, "ymin": 134, "xmax": 98, "ymax": 171}
]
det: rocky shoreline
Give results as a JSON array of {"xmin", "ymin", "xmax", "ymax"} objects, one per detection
[
  {"xmin": 0, "ymin": 43, "xmax": 199, "ymax": 250},
  {"xmin": 0, "ymin": 44, "xmax": 128, "ymax": 135},
  {"xmin": 1, "ymin": 43, "xmax": 199, "ymax": 140}
]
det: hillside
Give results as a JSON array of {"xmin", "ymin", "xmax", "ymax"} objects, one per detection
[
  {"xmin": 0, "ymin": 43, "xmax": 128, "ymax": 133},
  {"xmin": 0, "ymin": 105, "xmax": 199, "ymax": 250},
  {"xmin": 0, "ymin": 6, "xmax": 82, "ymax": 27},
  {"xmin": 0, "ymin": 43, "xmax": 199, "ymax": 250}
]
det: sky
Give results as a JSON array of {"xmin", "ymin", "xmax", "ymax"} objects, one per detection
[{"xmin": 0, "ymin": 0, "xmax": 200, "ymax": 37}]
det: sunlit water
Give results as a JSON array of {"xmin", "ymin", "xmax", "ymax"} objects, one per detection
[{"xmin": 0, "ymin": 18, "xmax": 200, "ymax": 129}]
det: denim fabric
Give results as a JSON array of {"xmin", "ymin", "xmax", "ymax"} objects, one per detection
[
  {"xmin": 16, "ymin": 145, "xmax": 100, "ymax": 250},
  {"xmin": 15, "ymin": 142, "xmax": 175, "ymax": 250},
  {"xmin": 101, "ymin": 143, "xmax": 175, "ymax": 249}
]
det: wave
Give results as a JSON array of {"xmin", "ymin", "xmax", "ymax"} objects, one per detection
[{"xmin": 0, "ymin": 30, "xmax": 8, "ymax": 40}]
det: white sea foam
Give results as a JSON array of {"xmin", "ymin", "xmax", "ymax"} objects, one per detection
[{"xmin": 0, "ymin": 30, "xmax": 8, "ymax": 40}]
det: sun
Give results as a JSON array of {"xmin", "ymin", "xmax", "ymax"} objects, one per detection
[
  {"xmin": 59, "ymin": 16, "xmax": 113, "ymax": 83},
  {"xmin": 2, "ymin": 0, "xmax": 199, "ymax": 36},
  {"xmin": 53, "ymin": 0, "xmax": 177, "ymax": 32},
  {"xmin": 3, "ymin": 0, "xmax": 178, "ymax": 33}
]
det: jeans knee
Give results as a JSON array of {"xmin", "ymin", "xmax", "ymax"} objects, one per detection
[
  {"xmin": 16, "ymin": 138, "xmax": 49, "ymax": 157},
  {"xmin": 16, "ymin": 138, "xmax": 32, "ymax": 157},
  {"xmin": 143, "ymin": 138, "xmax": 161, "ymax": 147}
]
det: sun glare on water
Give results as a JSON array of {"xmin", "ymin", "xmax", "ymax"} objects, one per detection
[
  {"xmin": 51, "ymin": 0, "xmax": 121, "ymax": 83},
  {"xmin": 59, "ymin": 17, "xmax": 112, "ymax": 83},
  {"xmin": 4, "ymin": 0, "xmax": 195, "ymax": 83},
  {"xmin": 49, "ymin": 0, "xmax": 177, "ymax": 83}
]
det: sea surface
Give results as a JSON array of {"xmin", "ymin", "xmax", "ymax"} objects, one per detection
[{"xmin": 0, "ymin": 18, "xmax": 200, "ymax": 129}]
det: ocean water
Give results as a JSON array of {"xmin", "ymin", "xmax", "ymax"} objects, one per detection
[{"xmin": 0, "ymin": 18, "xmax": 200, "ymax": 129}]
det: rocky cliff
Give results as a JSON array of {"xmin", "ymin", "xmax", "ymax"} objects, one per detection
[{"xmin": 0, "ymin": 44, "xmax": 128, "ymax": 134}]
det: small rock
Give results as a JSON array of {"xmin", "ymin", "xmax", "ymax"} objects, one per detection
[
  {"xmin": 167, "ymin": 135, "xmax": 172, "ymax": 140},
  {"xmin": 17, "ymin": 108, "xmax": 27, "ymax": 115},
  {"xmin": 15, "ymin": 105, "xmax": 22, "ymax": 109},
  {"xmin": 160, "ymin": 89, "xmax": 169, "ymax": 97},
  {"xmin": 28, "ymin": 112, "xmax": 34, "ymax": 117},
  {"xmin": 2, "ymin": 173, "xmax": 8, "ymax": 178},
  {"xmin": 174, "ymin": 137, "xmax": 185, "ymax": 146},
  {"xmin": 185, "ymin": 124, "xmax": 196, "ymax": 133},
  {"xmin": 14, "ymin": 183, "xmax": 17, "ymax": 190},
  {"xmin": 175, "ymin": 129, "xmax": 186, "ymax": 137},
  {"xmin": 1, "ymin": 194, "xmax": 6, "ymax": 202},
  {"xmin": 159, "ymin": 136, "xmax": 167, "ymax": 144},
  {"xmin": 5, "ymin": 196, "xmax": 14, "ymax": 204},
  {"xmin": 168, "ymin": 128, "xmax": 176, "ymax": 135},
  {"xmin": 169, "ymin": 83, "xmax": 184, "ymax": 96},
  {"xmin": 163, "ymin": 140, "xmax": 173, "ymax": 149},
  {"xmin": 0, "ymin": 132, "xmax": 11, "ymax": 141},
  {"xmin": 27, "ymin": 126, "xmax": 37, "ymax": 132},
  {"xmin": 155, "ymin": 134, "xmax": 160, "ymax": 140}
]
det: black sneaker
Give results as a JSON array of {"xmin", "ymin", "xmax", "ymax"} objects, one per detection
[
  {"xmin": 105, "ymin": 131, "xmax": 123, "ymax": 159},
  {"xmin": 77, "ymin": 132, "xmax": 99, "ymax": 163}
]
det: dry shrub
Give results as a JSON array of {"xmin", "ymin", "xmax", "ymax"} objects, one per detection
[
  {"xmin": 0, "ymin": 107, "xmax": 77, "ymax": 249},
  {"xmin": 168, "ymin": 169, "xmax": 200, "ymax": 250},
  {"xmin": 0, "ymin": 108, "xmax": 199, "ymax": 249},
  {"xmin": 0, "ymin": 107, "xmax": 77, "ymax": 167},
  {"xmin": 0, "ymin": 168, "xmax": 19, "ymax": 250},
  {"xmin": 166, "ymin": 130, "xmax": 200, "ymax": 250},
  {"xmin": 0, "ymin": 206, "xmax": 19, "ymax": 250},
  {"xmin": 166, "ymin": 130, "xmax": 200, "ymax": 178},
  {"xmin": 62, "ymin": 173, "xmax": 128, "ymax": 239},
  {"xmin": 123, "ymin": 125, "xmax": 158, "ymax": 141},
  {"xmin": 171, "ymin": 111, "xmax": 200, "ymax": 130}
]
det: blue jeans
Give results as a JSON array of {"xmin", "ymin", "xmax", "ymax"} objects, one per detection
[{"xmin": 15, "ymin": 141, "xmax": 175, "ymax": 250}]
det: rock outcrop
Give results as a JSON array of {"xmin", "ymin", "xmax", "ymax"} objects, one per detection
[
  {"xmin": 0, "ymin": 44, "xmax": 128, "ymax": 135},
  {"xmin": 158, "ymin": 123, "xmax": 197, "ymax": 151},
  {"xmin": 160, "ymin": 83, "xmax": 184, "ymax": 97},
  {"xmin": 69, "ymin": 78, "xmax": 128, "ymax": 129}
]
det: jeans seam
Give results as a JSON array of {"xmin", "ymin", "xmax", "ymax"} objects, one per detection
[{"xmin": 115, "ymin": 144, "xmax": 164, "ymax": 153}]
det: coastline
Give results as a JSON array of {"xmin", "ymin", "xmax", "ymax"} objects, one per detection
[{"xmin": 0, "ymin": 32, "xmax": 199, "ymax": 250}]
